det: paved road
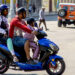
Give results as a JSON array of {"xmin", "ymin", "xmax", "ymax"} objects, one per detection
[{"xmin": 3, "ymin": 15, "xmax": 75, "ymax": 75}]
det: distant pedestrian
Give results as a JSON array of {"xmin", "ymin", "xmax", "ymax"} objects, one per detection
[
  {"xmin": 29, "ymin": 5, "xmax": 32, "ymax": 14},
  {"xmin": 39, "ymin": 7, "xmax": 48, "ymax": 31},
  {"xmin": 32, "ymin": 4, "xmax": 36, "ymax": 13}
]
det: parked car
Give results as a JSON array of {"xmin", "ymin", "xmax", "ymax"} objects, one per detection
[{"xmin": 58, "ymin": 3, "xmax": 75, "ymax": 27}]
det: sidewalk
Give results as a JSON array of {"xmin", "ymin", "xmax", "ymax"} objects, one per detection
[
  {"xmin": 28, "ymin": 12, "xmax": 57, "ymax": 18},
  {"xmin": 8, "ymin": 12, "xmax": 57, "ymax": 22}
]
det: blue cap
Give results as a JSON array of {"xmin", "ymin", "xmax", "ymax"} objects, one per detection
[{"xmin": 0, "ymin": 4, "xmax": 8, "ymax": 11}]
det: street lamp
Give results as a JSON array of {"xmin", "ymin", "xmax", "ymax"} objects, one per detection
[{"xmin": 8, "ymin": 0, "xmax": 15, "ymax": 22}]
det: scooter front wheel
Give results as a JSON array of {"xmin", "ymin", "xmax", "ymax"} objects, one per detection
[{"xmin": 46, "ymin": 59, "xmax": 65, "ymax": 75}]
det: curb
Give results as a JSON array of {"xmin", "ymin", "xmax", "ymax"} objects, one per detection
[{"xmin": 28, "ymin": 12, "xmax": 57, "ymax": 18}]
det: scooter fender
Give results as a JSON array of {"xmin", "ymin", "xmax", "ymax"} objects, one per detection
[{"xmin": 48, "ymin": 55, "xmax": 63, "ymax": 66}]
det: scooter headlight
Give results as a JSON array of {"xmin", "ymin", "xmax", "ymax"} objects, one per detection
[{"xmin": 49, "ymin": 44, "xmax": 59, "ymax": 51}]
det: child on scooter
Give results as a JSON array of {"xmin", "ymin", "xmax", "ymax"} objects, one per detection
[{"xmin": 24, "ymin": 18, "xmax": 40, "ymax": 62}]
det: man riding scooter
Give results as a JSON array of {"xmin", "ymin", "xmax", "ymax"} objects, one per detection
[{"xmin": 7, "ymin": 7, "xmax": 37, "ymax": 64}]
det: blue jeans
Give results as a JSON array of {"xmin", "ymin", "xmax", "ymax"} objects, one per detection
[{"xmin": 12, "ymin": 36, "xmax": 28, "ymax": 47}]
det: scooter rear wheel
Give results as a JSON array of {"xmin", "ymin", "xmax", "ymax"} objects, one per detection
[
  {"xmin": 0, "ymin": 56, "xmax": 9, "ymax": 74},
  {"xmin": 46, "ymin": 59, "xmax": 65, "ymax": 75}
]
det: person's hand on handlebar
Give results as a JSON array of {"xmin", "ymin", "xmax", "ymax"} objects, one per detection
[{"xmin": 32, "ymin": 30, "xmax": 38, "ymax": 35}]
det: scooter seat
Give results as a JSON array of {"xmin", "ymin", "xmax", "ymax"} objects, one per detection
[{"xmin": 0, "ymin": 37, "xmax": 7, "ymax": 45}]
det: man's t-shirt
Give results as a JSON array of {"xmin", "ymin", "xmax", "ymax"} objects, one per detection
[
  {"xmin": 9, "ymin": 17, "xmax": 32, "ymax": 38},
  {"xmin": 39, "ymin": 9, "xmax": 45, "ymax": 20}
]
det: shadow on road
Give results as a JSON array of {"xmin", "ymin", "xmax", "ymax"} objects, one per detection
[
  {"xmin": 66, "ymin": 27, "xmax": 75, "ymax": 29},
  {"xmin": 2, "ymin": 74, "xmax": 37, "ymax": 75}
]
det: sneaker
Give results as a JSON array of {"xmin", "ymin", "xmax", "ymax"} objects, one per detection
[
  {"xmin": 26, "ymin": 58, "xmax": 37, "ymax": 65},
  {"xmin": 34, "ymin": 59, "xmax": 39, "ymax": 63},
  {"xmin": 46, "ymin": 28, "xmax": 49, "ymax": 31},
  {"xmin": 13, "ymin": 56, "xmax": 19, "ymax": 62}
]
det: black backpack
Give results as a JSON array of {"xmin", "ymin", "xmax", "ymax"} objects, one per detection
[
  {"xmin": 0, "ymin": 16, "xmax": 8, "ymax": 35},
  {"xmin": 0, "ymin": 16, "xmax": 7, "ymax": 29}
]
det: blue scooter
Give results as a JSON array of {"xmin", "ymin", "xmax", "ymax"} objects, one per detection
[{"xmin": 0, "ymin": 30, "xmax": 65, "ymax": 75}]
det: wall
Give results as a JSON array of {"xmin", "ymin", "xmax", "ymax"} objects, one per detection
[
  {"xmin": 60, "ymin": 0, "xmax": 75, "ymax": 3},
  {"xmin": 2, "ymin": 0, "xmax": 16, "ymax": 8},
  {"xmin": 52, "ymin": 0, "xmax": 57, "ymax": 12},
  {"xmin": 0, "ymin": 0, "xmax": 2, "ymax": 4},
  {"xmin": 2, "ymin": 0, "xmax": 16, "ymax": 4},
  {"xmin": 42, "ymin": 0, "xmax": 50, "ymax": 12}
]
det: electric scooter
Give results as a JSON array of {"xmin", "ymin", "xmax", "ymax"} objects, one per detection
[{"xmin": 0, "ymin": 30, "xmax": 65, "ymax": 75}]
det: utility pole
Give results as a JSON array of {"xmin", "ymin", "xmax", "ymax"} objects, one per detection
[
  {"xmin": 8, "ymin": 0, "xmax": 15, "ymax": 22},
  {"xmin": 26, "ymin": 0, "xmax": 29, "ymax": 17},
  {"xmin": 16, "ymin": 0, "xmax": 18, "ymax": 11},
  {"xmin": 4, "ymin": 0, "xmax": 6, "ymax": 4}
]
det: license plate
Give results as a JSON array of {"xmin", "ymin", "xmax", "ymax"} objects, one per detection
[
  {"xmin": 69, "ymin": 16, "xmax": 74, "ymax": 18},
  {"xmin": 70, "ymin": 20, "xmax": 73, "ymax": 22}
]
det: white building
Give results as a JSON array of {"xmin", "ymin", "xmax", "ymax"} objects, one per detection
[{"xmin": 0, "ymin": 0, "xmax": 2, "ymax": 5}]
